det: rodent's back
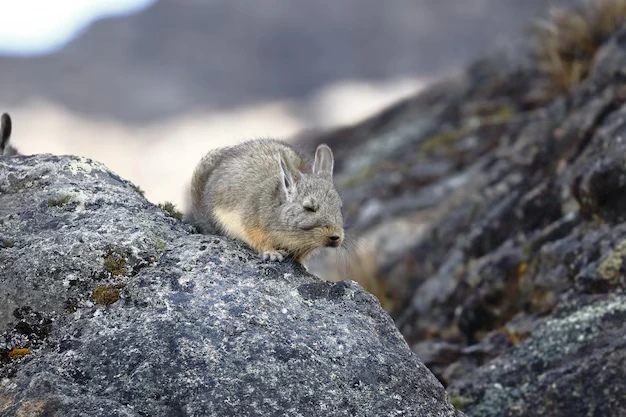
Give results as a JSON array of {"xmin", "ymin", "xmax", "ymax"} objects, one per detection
[
  {"xmin": 189, "ymin": 139, "xmax": 309, "ymax": 232},
  {"xmin": 206, "ymin": 140, "xmax": 309, "ymax": 210}
]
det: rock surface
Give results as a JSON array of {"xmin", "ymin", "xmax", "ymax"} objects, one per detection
[
  {"xmin": 449, "ymin": 294, "xmax": 626, "ymax": 416},
  {"xmin": 0, "ymin": 155, "xmax": 461, "ymax": 416},
  {"xmin": 300, "ymin": 15, "xmax": 626, "ymax": 417}
]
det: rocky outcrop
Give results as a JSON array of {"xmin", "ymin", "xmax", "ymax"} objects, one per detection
[
  {"xmin": 449, "ymin": 294, "xmax": 626, "ymax": 416},
  {"xmin": 0, "ymin": 155, "xmax": 461, "ymax": 416},
  {"xmin": 300, "ymin": 11, "xmax": 626, "ymax": 417}
]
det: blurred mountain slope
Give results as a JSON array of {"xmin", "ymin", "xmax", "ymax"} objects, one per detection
[{"xmin": 0, "ymin": 0, "xmax": 574, "ymax": 123}]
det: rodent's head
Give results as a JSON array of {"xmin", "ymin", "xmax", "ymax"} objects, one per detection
[{"xmin": 278, "ymin": 144, "xmax": 344, "ymax": 258}]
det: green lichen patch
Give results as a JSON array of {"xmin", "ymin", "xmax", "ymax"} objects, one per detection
[
  {"xmin": 449, "ymin": 395, "xmax": 472, "ymax": 411},
  {"xmin": 597, "ymin": 240, "xmax": 626, "ymax": 281},
  {"xmin": 338, "ymin": 166, "xmax": 377, "ymax": 188},
  {"xmin": 47, "ymin": 194, "xmax": 72, "ymax": 208},
  {"xmin": 91, "ymin": 285, "xmax": 122, "ymax": 306},
  {"xmin": 1, "ymin": 239, "xmax": 14, "ymax": 249},
  {"xmin": 157, "ymin": 201, "xmax": 183, "ymax": 220},
  {"xmin": 421, "ymin": 130, "xmax": 463, "ymax": 153},
  {"xmin": 155, "ymin": 240, "xmax": 166, "ymax": 251},
  {"xmin": 480, "ymin": 106, "xmax": 517, "ymax": 125},
  {"xmin": 103, "ymin": 250, "xmax": 129, "ymax": 277}
]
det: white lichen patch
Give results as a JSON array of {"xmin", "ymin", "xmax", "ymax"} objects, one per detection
[
  {"xmin": 65, "ymin": 157, "xmax": 104, "ymax": 176},
  {"xmin": 544, "ymin": 297, "xmax": 626, "ymax": 331},
  {"xmin": 58, "ymin": 189, "xmax": 90, "ymax": 212},
  {"xmin": 177, "ymin": 274, "xmax": 195, "ymax": 289},
  {"xmin": 62, "ymin": 273, "xmax": 77, "ymax": 288},
  {"xmin": 528, "ymin": 296, "xmax": 626, "ymax": 358}
]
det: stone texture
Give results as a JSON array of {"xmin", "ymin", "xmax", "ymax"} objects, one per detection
[
  {"xmin": 299, "ymin": 15, "xmax": 626, "ymax": 417},
  {"xmin": 449, "ymin": 295, "xmax": 626, "ymax": 416},
  {"xmin": 0, "ymin": 155, "xmax": 461, "ymax": 416}
]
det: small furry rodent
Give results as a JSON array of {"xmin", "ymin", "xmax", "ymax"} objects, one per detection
[
  {"xmin": 187, "ymin": 139, "xmax": 344, "ymax": 262},
  {"xmin": 0, "ymin": 113, "xmax": 18, "ymax": 156}
]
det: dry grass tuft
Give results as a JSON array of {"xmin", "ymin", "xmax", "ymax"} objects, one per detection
[
  {"xmin": 332, "ymin": 238, "xmax": 399, "ymax": 312},
  {"xmin": 531, "ymin": 0, "xmax": 626, "ymax": 100},
  {"xmin": 157, "ymin": 201, "xmax": 184, "ymax": 220}
]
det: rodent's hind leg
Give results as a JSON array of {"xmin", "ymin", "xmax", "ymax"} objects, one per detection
[{"xmin": 261, "ymin": 249, "xmax": 289, "ymax": 262}]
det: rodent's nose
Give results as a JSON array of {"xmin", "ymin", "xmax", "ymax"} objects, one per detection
[{"xmin": 327, "ymin": 235, "xmax": 342, "ymax": 247}]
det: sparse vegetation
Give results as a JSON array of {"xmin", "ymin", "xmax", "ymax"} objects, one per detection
[
  {"xmin": 157, "ymin": 201, "xmax": 184, "ymax": 220},
  {"xmin": 132, "ymin": 184, "xmax": 146, "ymax": 197},
  {"xmin": 334, "ymin": 239, "xmax": 399, "ymax": 312},
  {"xmin": 531, "ymin": 0, "xmax": 626, "ymax": 99}
]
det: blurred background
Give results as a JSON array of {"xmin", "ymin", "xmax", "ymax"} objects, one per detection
[{"xmin": 0, "ymin": 0, "xmax": 574, "ymax": 207}]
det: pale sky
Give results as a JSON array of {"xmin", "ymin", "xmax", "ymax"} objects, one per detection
[{"xmin": 0, "ymin": 0, "xmax": 156, "ymax": 55}]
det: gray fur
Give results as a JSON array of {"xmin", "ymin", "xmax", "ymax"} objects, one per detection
[
  {"xmin": 0, "ymin": 113, "xmax": 18, "ymax": 156},
  {"xmin": 187, "ymin": 146, "xmax": 228, "ymax": 233},
  {"xmin": 186, "ymin": 139, "xmax": 344, "ymax": 262}
]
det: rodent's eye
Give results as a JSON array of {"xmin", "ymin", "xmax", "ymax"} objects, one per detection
[{"xmin": 304, "ymin": 206, "xmax": 316, "ymax": 213}]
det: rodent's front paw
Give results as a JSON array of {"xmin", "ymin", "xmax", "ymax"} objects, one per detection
[{"xmin": 262, "ymin": 250, "xmax": 289, "ymax": 262}]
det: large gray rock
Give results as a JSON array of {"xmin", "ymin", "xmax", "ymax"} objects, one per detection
[{"xmin": 0, "ymin": 154, "xmax": 461, "ymax": 416}]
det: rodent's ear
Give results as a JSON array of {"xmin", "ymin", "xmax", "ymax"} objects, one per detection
[
  {"xmin": 313, "ymin": 144, "xmax": 334, "ymax": 179},
  {"xmin": 279, "ymin": 152, "xmax": 298, "ymax": 195},
  {"xmin": 0, "ymin": 113, "xmax": 12, "ymax": 154}
]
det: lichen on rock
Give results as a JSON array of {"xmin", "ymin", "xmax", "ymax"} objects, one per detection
[
  {"xmin": 297, "ymin": 4, "xmax": 626, "ymax": 417},
  {"xmin": 0, "ymin": 155, "xmax": 461, "ymax": 416}
]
